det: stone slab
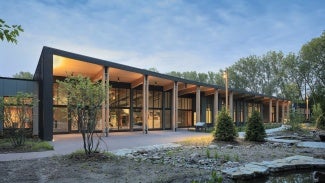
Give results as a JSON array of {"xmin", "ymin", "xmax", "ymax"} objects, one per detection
[{"xmin": 222, "ymin": 155, "xmax": 325, "ymax": 180}]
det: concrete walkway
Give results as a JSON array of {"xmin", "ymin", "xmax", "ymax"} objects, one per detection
[{"xmin": 0, "ymin": 129, "xmax": 211, "ymax": 162}]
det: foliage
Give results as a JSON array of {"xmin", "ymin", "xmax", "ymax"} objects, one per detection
[
  {"xmin": 0, "ymin": 92, "xmax": 36, "ymax": 147},
  {"xmin": 288, "ymin": 110, "xmax": 304, "ymax": 131},
  {"xmin": 0, "ymin": 138, "xmax": 53, "ymax": 152},
  {"xmin": 12, "ymin": 71, "xmax": 33, "ymax": 79},
  {"xmin": 213, "ymin": 108, "xmax": 237, "ymax": 141},
  {"xmin": 300, "ymin": 32, "xmax": 325, "ymax": 112},
  {"xmin": 29, "ymin": 140, "xmax": 54, "ymax": 151},
  {"xmin": 0, "ymin": 18, "xmax": 23, "ymax": 44},
  {"xmin": 58, "ymin": 75, "xmax": 106, "ymax": 156},
  {"xmin": 313, "ymin": 103, "xmax": 325, "ymax": 130},
  {"xmin": 245, "ymin": 111, "xmax": 266, "ymax": 142}
]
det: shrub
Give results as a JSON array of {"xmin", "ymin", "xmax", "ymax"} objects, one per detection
[
  {"xmin": 316, "ymin": 115, "xmax": 325, "ymax": 130},
  {"xmin": 245, "ymin": 111, "xmax": 266, "ymax": 142},
  {"xmin": 313, "ymin": 103, "xmax": 325, "ymax": 130},
  {"xmin": 288, "ymin": 110, "xmax": 304, "ymax": 131},
  {"xmin": 213, "ymin": 108, "xmax": 237, "ymax": 141}
]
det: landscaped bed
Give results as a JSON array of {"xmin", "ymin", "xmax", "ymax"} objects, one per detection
[{"xmin": 0, "ymin": 129, "xmax": 324, "ymax": 182}]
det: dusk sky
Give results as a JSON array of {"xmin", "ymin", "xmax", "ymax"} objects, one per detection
[{"xmin": 1, "ymin": 0, "xmax": 324, "ymax": 77}]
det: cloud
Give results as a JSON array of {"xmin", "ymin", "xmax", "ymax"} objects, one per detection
[{"xmin": 0, "ymin": 0, "xmax": 324, "ymax": 77}]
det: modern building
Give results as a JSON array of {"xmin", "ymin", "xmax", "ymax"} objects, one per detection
[{"xmin": 0, "ymin": 46, "xmax": 291, "ymax": 141}]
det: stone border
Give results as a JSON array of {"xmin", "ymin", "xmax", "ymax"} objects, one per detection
[{"xmin": 222, "ymin": 155, "xmax": 325, "ymax": 180}]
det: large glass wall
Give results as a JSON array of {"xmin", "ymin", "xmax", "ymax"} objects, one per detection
[
  {"xmin": 109, "ymin": 87, "xmax": 130, "ymax": 130},
  {"xmin": 148, "ymin": 90, "xmax": 162, "ymax": 129},
  {"xmin": 53, "ymin": 82, "xmax": 103, "ymax": 133},
  {"xmin": 132, "ymin": 89, "xmax": 143, "ymax": 130},
  {"xmin": 178, "ymin": 97, "xmax": 192, "ymax": 127},
  {"xmin": 164, "ymin": 91, "xmax": 172, "ymax": 129},
  {"xmin": 2, "ymin": 96, "xmax": 33, "ymax": 129}
]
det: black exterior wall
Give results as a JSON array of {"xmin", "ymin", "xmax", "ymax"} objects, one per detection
[{"xmin": 34, "ymin": 48, "xmax": 53, "ymax": 141}]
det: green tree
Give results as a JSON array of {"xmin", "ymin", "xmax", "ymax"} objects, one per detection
[
  {"xmin": 0, "ymin": 19, "xmax": 23, "ymax": 44},
  {"xmin": 58, "ymin": 75, "xmax": 106, "ymax": 155},
  {"xmin": 300, "ymin": 32, "xmax": 325, "ymax": 111},
  {"xmin": 313, "ymin": 103, "xmax": 325, "ymax": 130},
  {"xmin": 166, "ymin": 71, "xmax": 182, "ymax": 78},
  {"xmin": 13, "ymin": 71, "xmax": 33, "ymax": 79},
  {"xmin": 148, "ymin": 67, "xmax": 159, "ymax": 73},
  {"xmin": 0, "ymin": 92, "xmax": 37, "ymax": 146},
  {"xmin": 245, "ymin": 111, "xmax": 266, "ymax": 142},
  {"xmin": 213, "ymin": 108, "xmax": 237, "ymax": 141}
]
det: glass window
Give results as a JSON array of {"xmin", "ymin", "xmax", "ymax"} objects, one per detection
[
  {"xmin": 53, "ymin": 107, "xmax": 68, "ymax": 133},
  {"xmin": 133, "ymin": 89, "xmax": 143, "ymax": 108},
  {"xmin": 53, "ymin": 83, "xmax": 67, "ymax": 105},
  {"xmin": 164, "ymin": 92, "xmax": 171, "ymax": 108},
  {"xmin": 109, "ymin": 108, "xmax": 130, "ymax": 130},
  {"xmin": 148, "ymin": 110, "xmax": 161, "ymax": 129},
  {"xmin": 164, "ymin": 110, "xmax": 171, "ymax": 129}
]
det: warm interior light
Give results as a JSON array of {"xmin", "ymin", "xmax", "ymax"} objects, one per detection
[{"xmin": 53, "ymin": 55, "xmax": 63, "ymax": 69}]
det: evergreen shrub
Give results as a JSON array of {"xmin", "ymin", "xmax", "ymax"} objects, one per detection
[
  {"xmin": 213, "ymin": 108, "xmax": 237, "ymax": 141},
  {"xmin": 245, "ymin": 111, "xmax": 266, "ymax": 142}
]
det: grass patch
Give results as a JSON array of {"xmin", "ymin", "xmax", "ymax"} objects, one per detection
[
  {"xmin": 29, "ymin": 141, "xmax": 53, "ymax": 151},
  {"xmin": 68, "ymin": 149, "xmax": 116, "ymax": 161},
  {"xmin": 0, "ymin": 138, "xmax": 53, "ymax": 153},
  {"xmin": 178, "ymin": 136, "xmax": 214, "ymax": 146},
  {"xmin": 264, "ymin": 123, "xmax": 282, "ymax": 130}
]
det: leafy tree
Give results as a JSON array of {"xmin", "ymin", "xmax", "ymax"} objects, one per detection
[
  {"xmin": 229, "ymin": 55, "xmax": 262, "ymax": 93},
  {"xmin": 166, "ymin": 71, "xmax": 182, "ymax": 78},
  {"xmin": 0, "ymin": 18, "xmax": 23, "ymax": 44},
  {"xmin": 148, "ymin": 67, "xmax": 159, "ymax": 73},
  {"xmin": 13, "ymin": 71, "xmax": 33, "ymax": 79},
  {"xmin": 313, "ymin": 103, "xmax": 325, "ymax": 130},
  {"xmin": 197, "ymin": 73, "xmax": 208, "ymax": 83},
  {"xmin": 300, "ymin": 32, "xmax": 325, "ymax": 111},
  {"xmin": 245, "ymin": 111, "xmax": 266, "ymax": 142},
  {"xmin": 281, "ymin": 53, "xmax": 303, "ymax": 100},
  {"xmin": 213, "ymin": 107, "xmax": 237, "ymax": 141},
  {"xmin": 58, "ymin": 75, "xmax": 106, "ymax": 155},
  {"xmin": 0, "ymin": 92, "xmax": 36, "ymax": 146}
]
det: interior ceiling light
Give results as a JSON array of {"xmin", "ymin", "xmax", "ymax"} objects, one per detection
[{"xmin": 53, "ymin": 55, "xmax": 63, "ymax": 69}]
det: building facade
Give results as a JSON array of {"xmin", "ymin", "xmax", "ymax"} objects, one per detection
[{"xmin": 1, "ymin": 47, "xmax": 291, "ymax": 141}]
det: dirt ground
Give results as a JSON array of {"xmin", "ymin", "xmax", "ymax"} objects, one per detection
[{"xmin": 0, "ymin": 130, "xmax": 324, "ymax": 183}]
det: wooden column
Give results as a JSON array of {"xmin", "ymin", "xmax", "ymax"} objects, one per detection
[
  {"xmin": 196, "ymin": 86, "xmax": 201, "ymax": 122},
  {"xmin": 142, "ymin": 75, "xmax": 149, "ymax": 133},
  {"xmin": 214, "ymin": 89, "xmax": 219, "ymax": 123},
  {"xmin": 269, "ymin": 99, "xmax": 273, "ymax": 122},
  {"xmin": 276, "ymin": 100, "xmax": 279, "ymax": 123},
  {"xmin": 229, "ymin": 91, "xmax": 233, "ymax": 120},
  {"xmin": 172, "ymin": 81, "xmax": 178, "ymax": 131}
]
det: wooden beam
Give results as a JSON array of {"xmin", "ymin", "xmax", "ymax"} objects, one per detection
[
  {"xmin": 178, "ymin": 86, "xmax": 196, "ymax": 96},
  {"xmin": 131, "ymin": 76, "xmax": 144, "ymax": 88},
  {"xmin": 91, "ymin": 68, "xmax": 104, "ymax": 82},
  {"xmin": 163, "ymin": 81, "xmax": 175, "ymax": 91}
]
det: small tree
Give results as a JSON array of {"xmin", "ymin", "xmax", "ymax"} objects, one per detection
[
  {"xmin": 0, "ymin": 92, "xmax": 36, "ymax": 146},
  {"xmin": 245, "ymin": 111, "xmax": 266, "ymax": 142},
  {"xmin": 58, "ymin": 75, "xmax": 106, "ymax": 156},
  {"xmin": 213, "ymin": 107, "xmax": 237, "ymax": 141}
]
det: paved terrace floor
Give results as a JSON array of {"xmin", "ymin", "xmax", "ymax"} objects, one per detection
[{"xmin": 0, "ymin": 129, "xmax": 211, "ymax": 162}]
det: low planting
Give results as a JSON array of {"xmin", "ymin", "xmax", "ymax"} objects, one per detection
[{"xmin": 0, "ymin": 138, "xmax": 53, "ymax": 153}]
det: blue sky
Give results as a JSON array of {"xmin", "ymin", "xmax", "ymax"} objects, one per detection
[{"xmin": 1, "ymin": 0, "xmax": 324, "ymax": 77}]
